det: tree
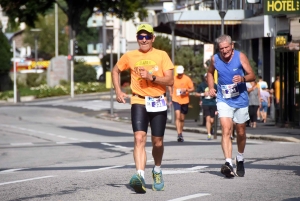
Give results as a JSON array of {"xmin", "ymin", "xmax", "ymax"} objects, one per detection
[
  {"xmin": 153, "ymin": 35, "xmax": 172, "ymax": 58},
  {"xmin": 0, "ymin": 0, "xmax": 157, "ymax": 39},
  {"xmin": 175, "ymin": 46, "xmax": 204, "ymax": 84},
  {"xmin": 23, "ymin": 8, "xmax": 69, "ymax": 59},
  {"xmin": 0, "ymin": 30, "xmax": 13, "ymax": 91}
]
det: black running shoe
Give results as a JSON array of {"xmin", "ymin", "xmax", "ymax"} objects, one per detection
[
  {"xmin": 221, "ymin": 162, "xmax": 235, "ymax": 178},
  {"xmin": 177, "ymin": 136, "xmax": 184, "ymax": 142},
  {"xmin": 235, "ymin": 157, "xmax": 245, "ymax": 177}
]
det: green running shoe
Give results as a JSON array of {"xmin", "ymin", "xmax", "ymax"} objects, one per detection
[
  {"xmin": 129, "ymin": 174, "xmax": 146, "ymax": 193},
  {"xmin": 152, "ymin": 168, "xmax": 165, "ymax": 191}
]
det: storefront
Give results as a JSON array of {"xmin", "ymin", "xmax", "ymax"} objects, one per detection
[{"xmin": 275, "ymin": 49, "xmax": 300, "ymax": 127}]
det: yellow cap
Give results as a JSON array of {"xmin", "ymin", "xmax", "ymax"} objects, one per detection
[{"xmin": 136, "ymin": 24, "xmax": 154, "ymax": 34}]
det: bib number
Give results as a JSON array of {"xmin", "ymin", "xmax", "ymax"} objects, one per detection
[
  {"xmin": 221, "ymin": 83, "xmax": 240, "ymax": 98},
  {"xmin": 145, "ymin": 95, "xmax": 167, "ymax": 112}
]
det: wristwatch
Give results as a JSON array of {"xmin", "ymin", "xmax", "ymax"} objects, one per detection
[{"xmin": 152, "ymin": 75, "xmax": 156, "ymax": 82}]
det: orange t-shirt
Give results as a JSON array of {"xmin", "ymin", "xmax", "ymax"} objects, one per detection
[
  {"xmin": 117, "ymin": 48, "xmax": 174, "ymax": 105},
  {"xmin": 171, "ymin": 74, "xmax": 194, "ymax": 104}
]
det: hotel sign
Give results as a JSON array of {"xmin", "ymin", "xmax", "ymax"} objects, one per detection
[
  {"xmin": 275, "ymin": 36, "xmax": 287, "ymax": 47},
  {"xmin": 264, "ymin": 0, "xmax": 300, "ymax": 14}
]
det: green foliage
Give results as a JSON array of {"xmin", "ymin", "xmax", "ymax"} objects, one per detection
[
  {"xmin": 101, "ymin": 53, "xmax": 118, "ymax": 72},
  {"xmin": 1, "ymin": 0, "xmax": 158, "ymax": 37},
  {"xmin": 74, "ymin": 63, "xmax": 97, "ymax": 83},
  {"xmin": 0, "ymin": 31, "xmax": 13, "ymax": 91},
  {"xmin": 153, "ymin": 35, "xmax": 205, "ymax": 84},
  {"xmin": 0, "ymin": 74, "xmax": 13, "ymax": 92},
  {"xmin": 25, "ymin": 73, "xmax": 47, "ymax": 87},
  {"xmin": 153, "ymin": 35, "xmax": 172, "ymax": 58},
  {"xmin": 23, "ymin": 7, "xmax": 69, "ymax": 59},
  {"xmin": 0, "ymin": 82, "xmax": 109, "ymax": 100},
  {"xmin": 0, "ymin": 31, "xmax": 13, "ymax": 73},
  {"xmin": 249, "ymin": 59, "xmax": 258, "ymax": 78},
  {"xmin": 175, "ymin": 46, "xmax": 205, "ymax": 84}
]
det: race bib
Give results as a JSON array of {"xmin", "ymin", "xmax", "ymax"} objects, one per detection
[
  {"xmin": 145, "ymin": 95, "xmax": 167, "ymax": 112},
  {"xmin": 176, "ymin": 89, "xmax": 181, "ymax": 96},
  {"xmin": 221, "ymin": 83, "xmax": 240, "ymax": 98},
  {"xmin": 204, "ymin": 87, "xmax": 211, "ymax": 99}
]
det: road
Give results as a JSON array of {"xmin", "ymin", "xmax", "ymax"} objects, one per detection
[{"xmin": 0, "ymin": 103, "xmax": 300, "ymax": 201}]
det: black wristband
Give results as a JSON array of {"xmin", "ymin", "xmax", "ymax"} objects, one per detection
[{"xmin": 243, "ymin": 77, "xmax": 246, "ymax": 82}]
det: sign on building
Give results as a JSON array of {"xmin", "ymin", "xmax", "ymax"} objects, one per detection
[
  {"xmin": 275, "ymin": 36, "xmax": 287, "ymax": 47},
  {"xmin": 47, "ymin": 56, "xmax": 69, "ymax": 87},
  {"xmin": 264, "ymin": 0, "xmax": 300, "ymax": 15},
  {"xmin": 203, "ymin": 44, "xmax": 214, "ymax": 68}
]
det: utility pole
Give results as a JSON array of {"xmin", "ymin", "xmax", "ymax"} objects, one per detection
[
  {"xmin": 55, "ymin": 3, "xmax": 58, "ymax": 57},
  {"xmin": 70, "ymin": 39, "xmax": 74, "ymax": 98},
  {"xmin": 110, "ymin": 45, "xmax": 114, "ymax": 116},
  {"xmin": 30, "ymin": 28, "xmax": 41, "ymax": 73},
  {"xmin": 218, "ymin": 0, "xmax": 227, "ymax": 35},
  {"xmin": 102, "ymin": 14, "xmax": 107, "ymax": 57},
  {"xmin": 13, "ymin": 40, "xmax": 18, "ymax": 103}
]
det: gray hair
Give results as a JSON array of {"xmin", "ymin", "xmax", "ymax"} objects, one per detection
[{"xmin": 215, "ymin": 35, "xmax": 232, "ymax": 45}]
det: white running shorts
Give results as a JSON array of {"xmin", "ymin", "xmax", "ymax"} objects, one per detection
[{"xmin": 217, "ymin": 102, "xmax": 249, "ymax": 124}]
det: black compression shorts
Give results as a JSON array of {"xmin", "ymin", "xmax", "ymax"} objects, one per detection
[{"xmin": 131, "ymin": 104, "xmax": 167, "ymax": 137}]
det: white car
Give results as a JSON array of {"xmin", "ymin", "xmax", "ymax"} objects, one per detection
[{"xmin": 93, "ymin": 65, "xmax": 104, "ymax": 82}]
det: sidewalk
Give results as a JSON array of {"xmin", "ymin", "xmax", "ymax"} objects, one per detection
[
  {"xmin": 2, "ymin": 93, "xmax": 299, "ymax": 143},
  {"xmin": 99, "ymin": 108, "xmax": 300, "ymax": 143}
]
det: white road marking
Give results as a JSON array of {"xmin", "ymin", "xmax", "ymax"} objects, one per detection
[
  {"xmin": 167, "ymin": 193, "xmax": 210, "ymax": 201},
  {"xmin": 80, "ymin": 165, "xmax": 124, "ymax": 173},
  {"xmin": 247, "ymin": 140, "xmax": 263, "ymax": 144},
  {"xmin": 80, "ymin": 160, "xmax": 154, "ymax": 173},
  {"xmin": 56, "ymin": 142, "xmax": 73, "ymax": 144},
  {"xmin": 69, "ymin": 138, "xmax": 79, "ymax": 141},
  {"xmin": 0, "ymin": 124, "xmax": 90, "ymax": 143},
  {"xmin": 0, "ymin": 168, "xmax": 28, "ymax": 174},
  {"xmin": 163, "ymin": 166, "xmax": 208, "ymax": 175},
  {"xmin": 101, "ymin": 142, "xmax": 128, "ymax": 149},
  {"xmin": 0, "ymin": 175, "xmax": 55, "ymax": 186},
  {"xmin": 277, "ymin": 142, "xmax": 296, "ymax": 144},
  {"xmin": 81, "ymin": 140, "xmax": 92, "ymax": 142},
  {"xmin": 10, "ymin": 143, "xmax": 33, "ymax": 146}
]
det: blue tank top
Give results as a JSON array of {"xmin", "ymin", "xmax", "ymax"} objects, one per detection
[{"xmin": 214, "ymin": 50, "xmax": 248, "ymax": 108}]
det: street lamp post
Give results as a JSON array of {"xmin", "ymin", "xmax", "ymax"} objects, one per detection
[
  {"xmin": 217, "ymin": 0, "xmax": 227, "ymax": 35},
  {"xmin": 110, "ymin": 44, "xmax": 113, "ymax": 116},
  {"xmin": 30, "ymin": 29, "xmax": 41, "ymax": 73},
  {"xmin": 214, "ymin": 0, "xmax": 227, "ymax": 139},
  {"xmin": 106, "ymin": 27, "xmax": 120, "ymax": 117}
]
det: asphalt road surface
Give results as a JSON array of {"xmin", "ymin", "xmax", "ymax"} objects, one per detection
[{"xmin": 0, "ymin": 105, "xmax": 300, "ymax": 201}]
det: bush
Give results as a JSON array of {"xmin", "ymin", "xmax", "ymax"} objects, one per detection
[
  {"xmin": 0, "ymin": 82, "xmax": 110, "ymax": 100},
  {"xmin": 26, "ymin": 73, "xmax": 47, "ymax": 87},
  {"xmin": 74, "ymin": 63, "xmax": 97, "ymax": 83}
]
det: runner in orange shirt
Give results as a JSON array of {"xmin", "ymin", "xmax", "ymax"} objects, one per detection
[
  {"xmin": 169, "ymin": 65, "xmax": 194, "ymax": 142},
  {"xmin": 112, "ymin": 23, "xmax": 174, "ymax": 193}
]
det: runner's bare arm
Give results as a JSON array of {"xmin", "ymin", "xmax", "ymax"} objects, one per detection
[
  {"xmin": 139, "ymin": 67, "xmax": 174, "ymax": 86},
  {"xmin": 112, "ymin": 64, "xmax": 128, "ymax": 103},
  {"xmin": 240, "ymin": 52, "xmax": 256, "ymax": 82},
  {"xmin": 207, "ymin": 56, "xmax": 216, "ymax": 97}
]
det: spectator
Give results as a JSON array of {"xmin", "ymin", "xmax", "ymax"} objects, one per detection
[
  {"xmin": 248, "ymin": 81, "xmax": 260, "ymax": 128},
  {"xmin": 260, "ymin": 85, "xmax": 271, "ymax": 123}
]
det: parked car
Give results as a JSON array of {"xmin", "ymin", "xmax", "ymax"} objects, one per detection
[{"xmin": 93, "ymin": 65, "xmax": 104, "ymax": 82}]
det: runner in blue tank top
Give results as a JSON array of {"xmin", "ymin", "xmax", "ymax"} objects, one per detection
[{"xmin": 207, "ymin": 35, "xmax": 256, "ymax": 178}]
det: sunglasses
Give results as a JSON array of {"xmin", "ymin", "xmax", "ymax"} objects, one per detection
[{"xmin": 137, "ymin": 35, "xmax": 153, "ymax": 40}]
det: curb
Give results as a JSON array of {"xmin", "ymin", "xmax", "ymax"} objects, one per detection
[{"xmin": 96, "ymin": 112, "xmax": 300, "ymax": 143}]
